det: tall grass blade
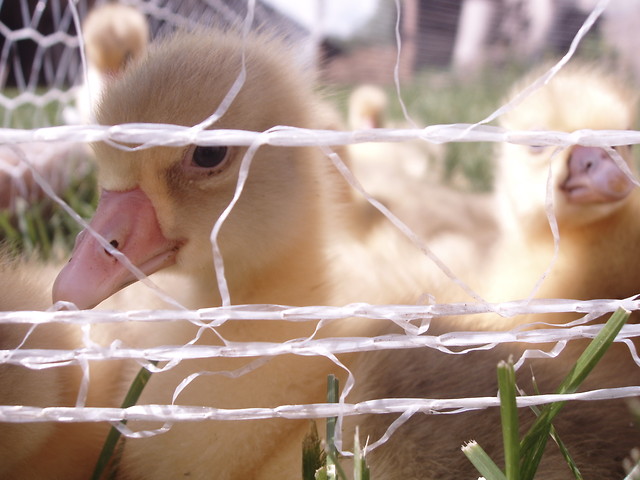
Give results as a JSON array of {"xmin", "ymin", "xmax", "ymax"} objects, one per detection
[
  {"xmin": 91, "ymin": 361, "xmax": 158, "ymax": 480},
  {"xmin": 302, "ymin": 421, "xmax": 326, "ymax": 480},
  {"xmin": 519, "ymin": 308, "xmax": 629, "ymax": 480},
  {"xmin": 326, "ymin": 374, "xmax": 339, "ymax": 479},
  {"xmin": 498, "ymin": 359, "xmax": 520, "ymax": 480},
  {"xmin": 353, "ymin": 427, "xmax": 370, "ymax": 480},
  {"xmin": 529, "ymin": 378, "xmax": 583, "ymax": 479},
  {"xmin": 462, "ymin": 440, "xmax": 507, "ymax": 480}
]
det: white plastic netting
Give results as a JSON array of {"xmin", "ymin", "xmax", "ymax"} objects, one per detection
[{"xmin": 1, "ymin": 0, "xmax": 640, "ymax": 475}]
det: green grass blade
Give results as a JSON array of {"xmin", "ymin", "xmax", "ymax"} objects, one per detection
[
  {"xmin": 315, "ymin": 469, "xmax": 328, "ymax": 480},
  {"xmin": 555, "ymin": 308, "xmax": 630, "ymax": 395},
  {"xmin": 326, "ymin": 374, "xmax": 339, "ymax": 479},
  {"xmin": 462, "ymin": 440, "xmax": 507, "ymax": 480},
  {"xmin": 32, "ymin": 205, "xmax": 51, "ymax": 257},
  {"xmin": 528, "ymin": 378, "xmax": 583, "ymax": 479},
  {"xmin": 91, "ymin": 361, "xmax": 158, "ymax": 480},
  {"xmin": 498, "ymin": 359, "xmax": 520, "ymax": 480},
  {"xmin": 547, "ymin": 423, "xmax": 583, "ymax": 479},
  {"xmin": 519, "ymin": 307, "xmax": 630, "ymax": 480},
  {"xmin": 303, "ymin": 421, "xmax": 326, "ymax": 480},
  {"xmin": 353, "ymin": 427, "xmax": 370, "ymax": 480},
  {"xmin": 0, "ymin": 211, "xmax": 20, "ymax": 244},
  {"xmin": 326, "ymin": 449, "xmax": 348, "ymax": 480}
]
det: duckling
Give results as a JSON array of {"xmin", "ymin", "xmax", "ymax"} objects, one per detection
[
  {"xmin": 346, "ymin": 84, "xmax": 496, "ymax": 260},
  {"xmin": 348, "ymin": 84, "xmax": 388, "ymax": 130},
  {"xmin": 0, "ymin": 254, "xmax": 119, "ymax": 479},
  {"xmin": 52, "ymin": 28, "xmax": 434, "ymax": 479},
  {"xmin": 70, "ymin": 3, "xmax": 149, "ymax": 124},
  {"xmin": 344, "ymin": 64, "xmax": 640, "ymax": 479},
  {"xmin": 346, "ymin": 84, "xmax": 435, "ymax": 199},
  {"xmin": 490, "ymin": 63, "xmax": 640, "ymax": 302}
]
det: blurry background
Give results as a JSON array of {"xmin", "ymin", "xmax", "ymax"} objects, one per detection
[{"xmin": 0, "ymin": 0, "xmax": 638, "ymax": 254}]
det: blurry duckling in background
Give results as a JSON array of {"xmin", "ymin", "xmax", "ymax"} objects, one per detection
[
  {"xmin": 70, "ymin": 2, "xmax": 149, "ymax": 124},
  {"xmin": 344, "ymin": 64, "xmax": 640, "ymax": 479}
]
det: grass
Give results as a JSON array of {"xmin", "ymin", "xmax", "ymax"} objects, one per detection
[
  {"xmin": 301, "ymin": 306, "xmax": 629, "ymax": 480},
  {"xmin": 302, "ymin": 375, "xmax": 370, "ymax": 480},
  {"xmin": 0, "ymin": 88, "xmax": 69, "ymax": 128},
  {"xmin": 330, "ymin": 62, "xmax": 530, "ymax": 193},
  {"xmin": 387, "ymin": 66, "xmax": 526, "ymax": 192},
  {"xmin": 0, "ymin": 162, "xmax": 98, "ymax": 259},
  {"xmin": 463, "ymin": 308, "xmax": 631, "ymax": 480},
  {"xmin": 91, "ymin": 360, "xmax": 158, "ymax": 480},
  {"xmin": 0, "ymin": 88, "xmax": 94, "ymax": 257}
]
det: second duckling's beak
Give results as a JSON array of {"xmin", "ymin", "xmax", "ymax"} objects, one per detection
[
  {"xmin": 561, "ymin": 145, "xmax": 635, "ymax": 204},
  {"xmin": 52, "ymin": 187, "xmax": 182, "ymax": 309}
]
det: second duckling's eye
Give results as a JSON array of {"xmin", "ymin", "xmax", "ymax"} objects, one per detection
[
  {"xmin": 191, "ymin": 146, "xmax": 229, "ymax": 170},
  {"xmin": 528, "ymin": 145, "xmax": 546, "ymax": 155}
]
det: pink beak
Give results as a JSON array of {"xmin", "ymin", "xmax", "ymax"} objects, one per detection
[
  {"xmin": 52, "ymin": 187, "xmax": 181, "ymax": 309},
  {"xmin": 561, "ymin": 146, "xmax": 635, "ymax": 204}
]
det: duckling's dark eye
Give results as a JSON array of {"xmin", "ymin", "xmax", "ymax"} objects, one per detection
[{"xmin": 192, "ymin": 146, "xmax": 229, "ymax": 169}]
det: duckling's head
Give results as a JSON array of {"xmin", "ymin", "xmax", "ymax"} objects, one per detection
[
  {"xmin": 82, "ymin": 3, "xmax": 149, "ymax": 76},
  {"xmin": 497, "ymin": 64, "xmax": 638, "ymax": 233},
  {"xmin": 54, "ymin": 28, "xmax": 338, "ymax": 309},
  {"xmin": 348, "ymin": 84, "xmax": 388, "ymax": 130}
]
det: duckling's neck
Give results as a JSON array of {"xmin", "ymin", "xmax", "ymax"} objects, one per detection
[{"xmin": 490, "ymin": 192, "xmax": 640, "ymax": 302}]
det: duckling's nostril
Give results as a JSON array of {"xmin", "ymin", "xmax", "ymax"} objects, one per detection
[{"xmin": 104, "ymin": 239, "xmax": 120, "ymax": 257}]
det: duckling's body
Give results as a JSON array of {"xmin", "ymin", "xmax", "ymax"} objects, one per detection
[{"xmin": 0, "ymin": 255, "xmax": 121, "ymax": 479}]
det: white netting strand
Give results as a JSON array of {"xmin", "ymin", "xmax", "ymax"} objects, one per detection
[{"xmin": 0, "ymin": 0, "xmax": 639, "ymax": 476}]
